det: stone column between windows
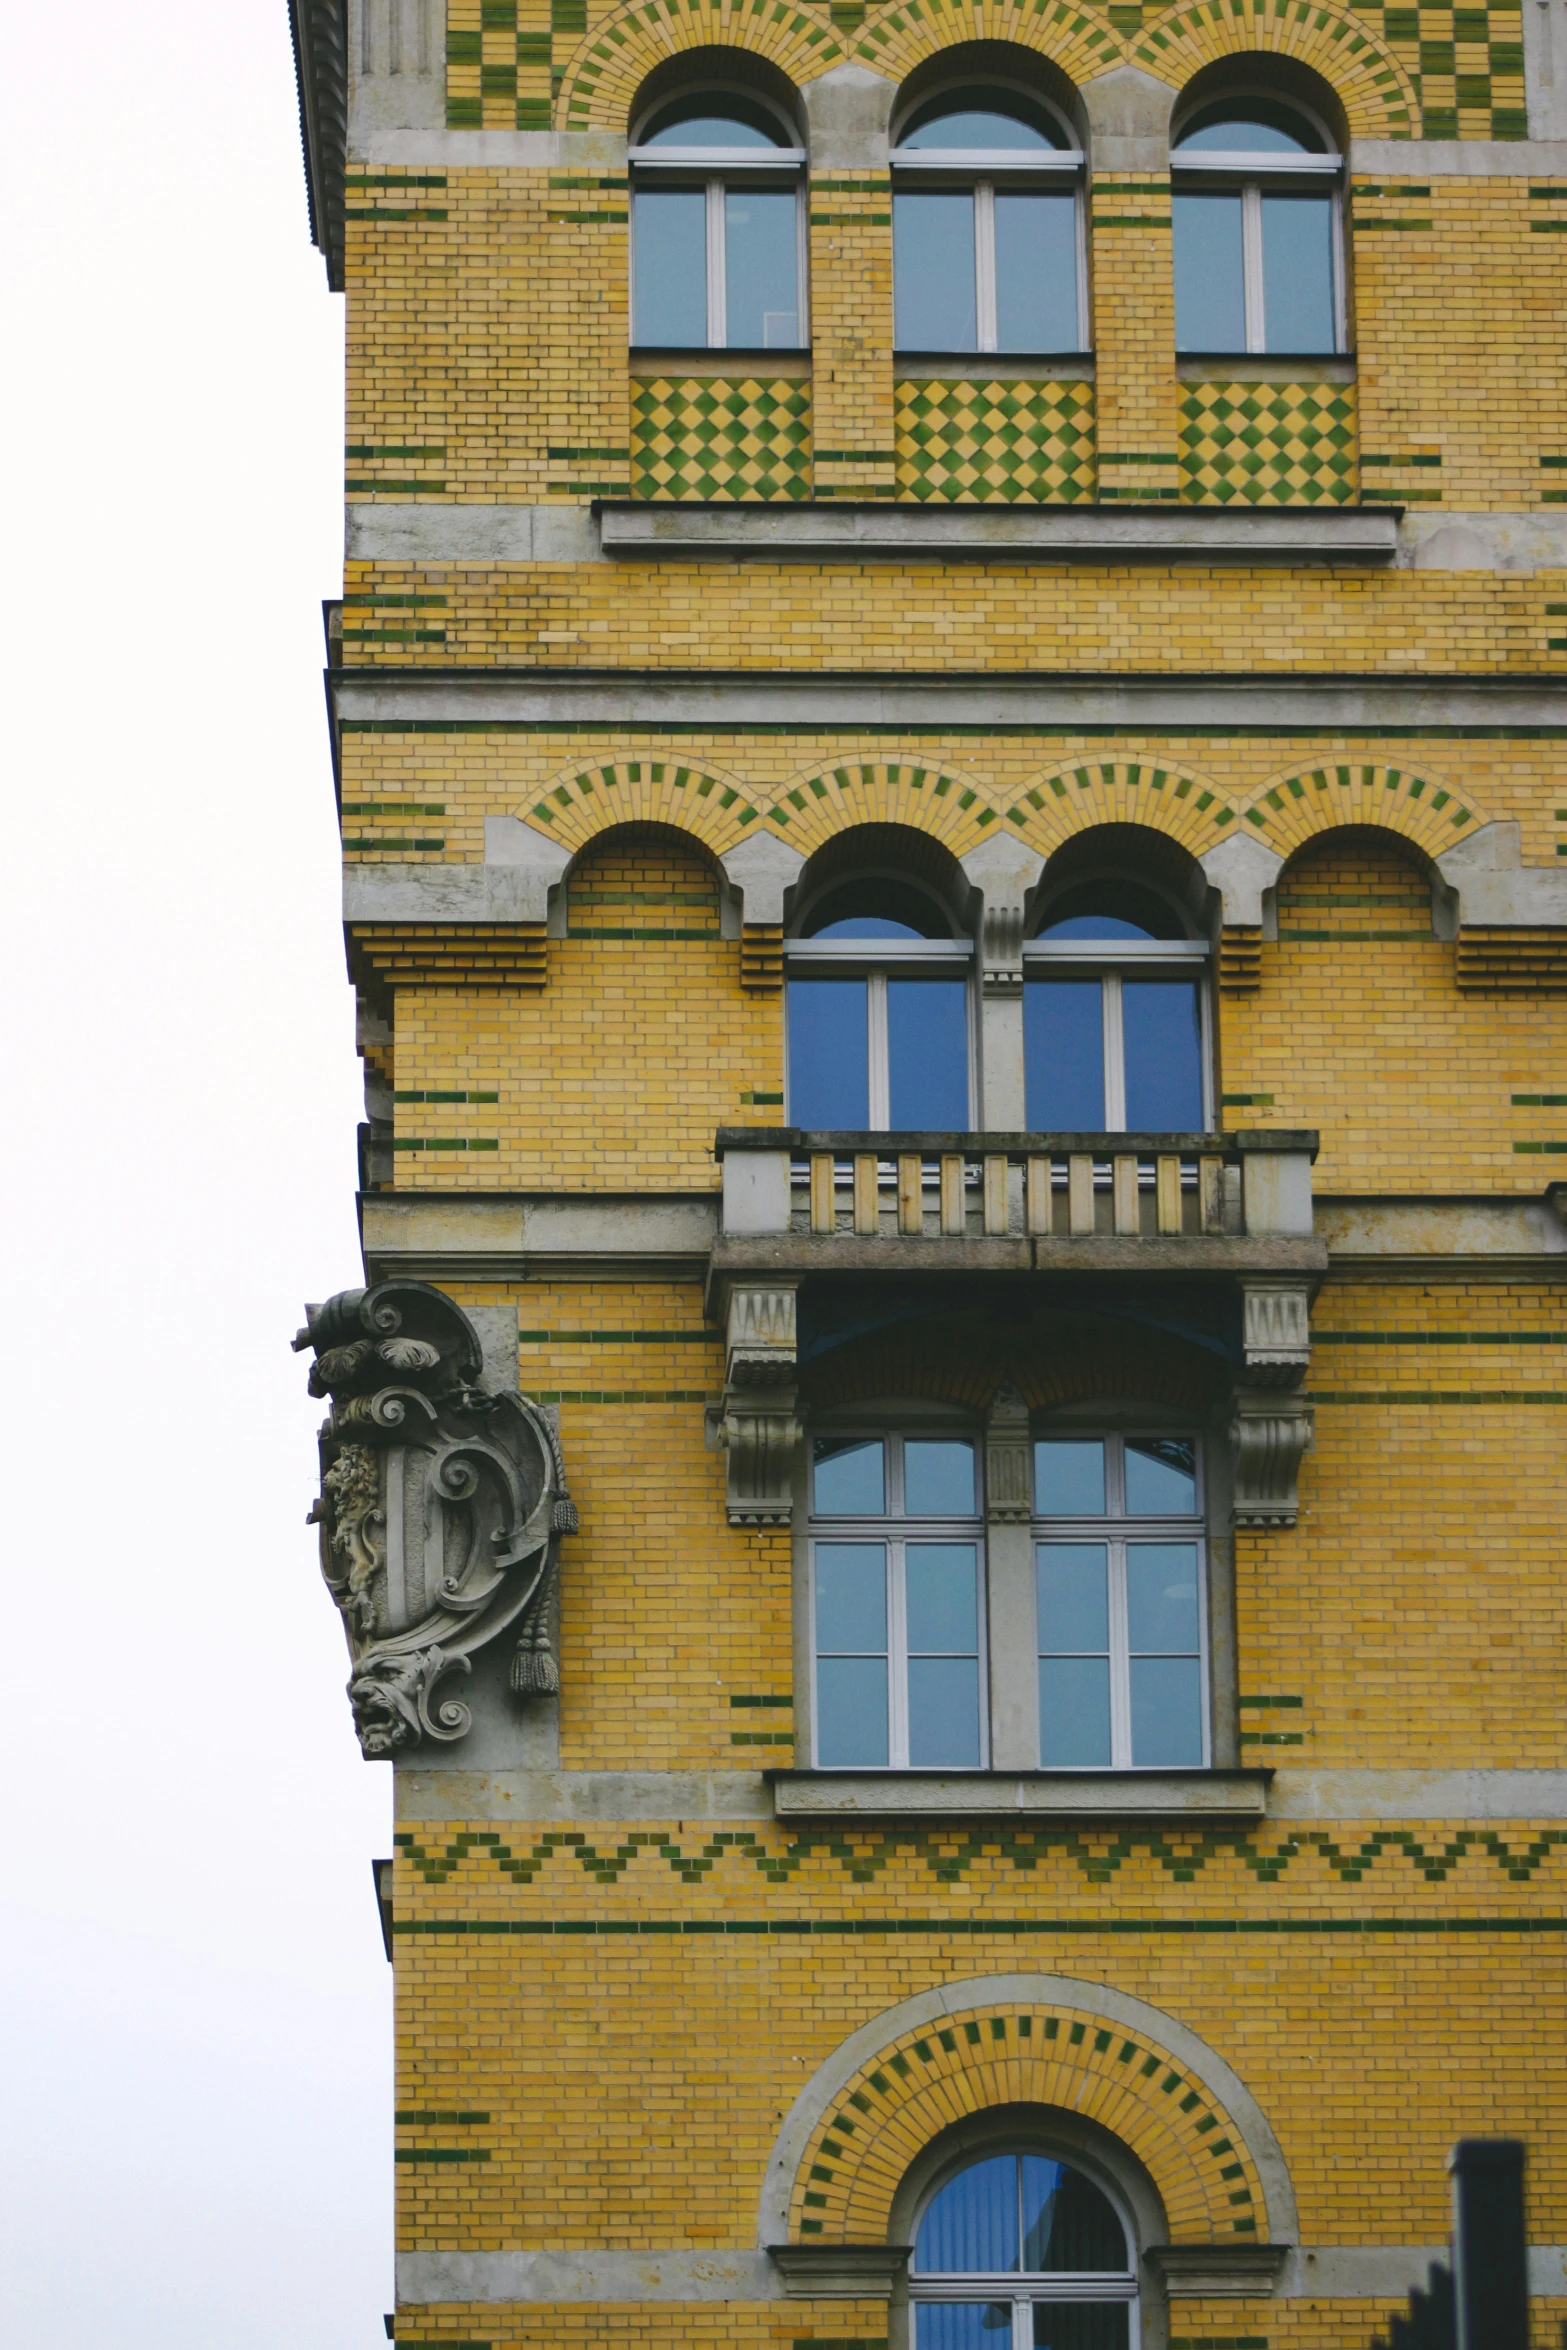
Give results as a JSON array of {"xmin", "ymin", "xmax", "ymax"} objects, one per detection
[{"xmin": 985, "ymin": 1380, "xmax": 1038, "ymax": 1770}]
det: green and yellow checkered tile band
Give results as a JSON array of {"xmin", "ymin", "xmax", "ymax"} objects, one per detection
[
  {"xmin": 893, "ymin": 379, "xmax": 1097, "ymax": 505},
  {"xmin": 630, "ymin": 376, "xmax": 811, "ymax": 503},
  {"xmin": 1178, "ymin": 380, "xmax": 1359, "ymax": 507}
]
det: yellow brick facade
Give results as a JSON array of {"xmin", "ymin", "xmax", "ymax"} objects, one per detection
[{"xmin": 290, "ymin": 0, "xmax": 1567, "ymax": 2342}]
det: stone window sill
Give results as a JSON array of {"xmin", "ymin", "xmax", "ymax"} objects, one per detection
[{"xmin": 767, "ymin": 1769, "xmax": 1272, "ymax": 1820}]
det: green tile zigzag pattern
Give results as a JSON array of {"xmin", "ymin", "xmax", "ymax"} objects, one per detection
[
  {"xmin": 1179, "ymin": 381, "xmax": 1359, "ymax": 506},
  {"xmin": 894, "ymin": 379, "xmax": 1097, "ymax": 504},
  {"xmin": 394, "ymin": 1824, "xmax": 1567, "ymax": 1890},
  {"xmin": 631, "ymin": 376, "xmax": 811, "ymax": 502}
]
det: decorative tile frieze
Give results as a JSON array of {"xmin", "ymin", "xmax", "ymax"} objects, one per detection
[
  {"xmin": 894, "ymin": 378, "xmax": 1097, "ymax": 505},
  {"xmin": 1179, "ymin": 382, "xmax": 1359, "ymax": 507},
  {"xmin": 630, "ymin": 376, "xmax": 811, "ymax": 503}
]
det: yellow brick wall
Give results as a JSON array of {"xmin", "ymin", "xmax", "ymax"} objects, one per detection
[{"xmin": 1090, "ymin": 174, "xmax": 1179, "ymax": 507}]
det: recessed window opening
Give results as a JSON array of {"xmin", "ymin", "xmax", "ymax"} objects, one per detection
[
  {"xmin": 892, "ymin": 86, "xmax": 1086, "ymax": 355},
  {"xmin": 1024, "ymin": 886, "xmax": 1210, "ymax": 1132},
  {"xmin": 1172, "ymin": 93, "xmax": 1343, "ymax": 355},
  {"xmin": 1035, "ymin": 1432, "xmax": 1207, "ymax": 1770},
  {"xmin": 912, "ymin": 2148, "xmax": 1139, "ymax": 2349},
  {"xmin": 810, "ymin": 1431, "xmax": 986, "ymax": 1770},
  {"xmin": 630, "ymin": 91, "xmax": 806, "ymax": 350},
  {"xmin": 787, "ymin": 881, "xmax": 973, "ymax": 1130}
]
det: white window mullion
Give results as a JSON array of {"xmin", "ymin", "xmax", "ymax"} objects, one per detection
[
  {"xmin": 1241, "ymin": 181, "xmax": 1266, "ymax": 353},
  {"xmin": 1102, "ymin": 975, "xmax": 1126, "ymax": 1129},
  {"xmin": 1012, "ymin": 2299, "xmax": 1030, "ymax": 2350},
  {"xmin": 888, "ymin": 1537, "xmax": 909, "ymax": 1767},
  {"xmin": 868, "ymin": 970, "xmax": 891, "ymax": 1129},
  {"xmin": 707, "ymin": 176, "xmax": 727, "ymax": 348},
  {"xmin": 975, "ymin": 181, "xmax": 999, "ymax": 352}
]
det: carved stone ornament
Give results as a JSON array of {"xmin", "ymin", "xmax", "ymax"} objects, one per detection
[
  {"xmin": 293, "ymin": 1280, "xmax": 576, "ymax": 1758},
  {"xmin": 717, "ymin": 1281, "xmax": 802, "ymax": 1524},
  {"xmin": 1229, "ymin": 1390, "xmax": 1314, "ymax": 1529},
  {"xmin": 984, "ymin": 1378, "xmax": 1033, "ymax": 1522}
]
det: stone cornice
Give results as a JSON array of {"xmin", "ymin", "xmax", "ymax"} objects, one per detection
[{"xmin": 288, "ymin": 0, "xmax": 348, "ymax": 291}]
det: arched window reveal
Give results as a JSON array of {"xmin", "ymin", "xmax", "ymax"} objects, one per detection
[
  {"xmin": 912, "ymin": 2150, "xmax": 1138, "ymax": 2348},
  {"xmin": 630, "ymin": 92, "xmax": 807, "ymax": 349},
  {"xmin": 1023, "ymin": 886, "xmax": 1212, "ymax": 1133},
  {"xmin": 1171, "ymin": 95, "xmax": 1343, "ymax": 355}
]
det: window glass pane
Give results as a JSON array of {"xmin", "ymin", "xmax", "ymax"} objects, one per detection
[
  {"xmin": 1022, "ymin": 2159, "xmax": 1127, "ymax": 2271},
  {"xmin": 895, "ymin": 191, "xmax": 978, "ymax": 350},
  {"xmin": 814, "ymin": 1543, "xmax": 887, "ymax": 1650},
  {"xmin": 1037, "ymin": 1544, "xmax": 1110, "ymax": 1653},
  {"xmin": 917, "ymin": 2154, "xmax": 1020, "ymax": 2272},
  {"xmin": 1129, "ymin": 1655, "xmax": 1203, "ymax": 1766},
  {"xmin": 908, "ymin": 1656, "xmax": 982, "ymax": 1765},
  {"xmin": 789, "ymin": 978, "xmax": 868, "ymax": 1127},
  {"xmin": 917, "ymin": 2308, "xmax": 1017, "ymax": 2350},
  {"xmin": 1122, "ymin": 980, "xmax": 1204, "ymax": 1131},
  {"xmin": 1024, "ymin": 979, "xmax": 1104, "ymax": 1128},
  {"xmin": 1173, "ymin": 192, "xmax": 1245, "ymax": 351},
  {"xmin": 1035, "ymin": 1439, "xmax": 1106, "ymax": 1516},
  {"xmin": 633, "ymin": 187, "xmax": 708, "ymax": 345},
  {"xmin": 1039, "ymin": 1657, "xmax": 1112, "ymax": 1766},
  {"xmin": 905, "ymin": 1438, "xmax": 977, "ymax": 1516},
  {"xmin": 994, "ymin": 192, "xmax": 1079, "ymax": 352},
  {"xmin": 814, "ymin": 1437, "xmax": 885, "ymax": 1515},
  {"xmin": 888, "ymin": 978, "xmax": 970, "ymax": 1128},
  {"xmin": 1262, "ymin": 193, "xmax": 1335, "ymax": 353},
  {"xmin": 725, "ymin": 187, "xmax": 800, "ymax": 347},
  {"xmin": 1031, "ymin": 2308, "xmax": 1131, "ymax": 2350},
  {"xmin": 816, "ymin": 1656, "xmax": 890, "ymax": 1765},
  {"xmin": 1126, "ymin": 1543, "xmax": 1201, "ymax": 1653},
  {"xmin": 1124, "ymin": 1436, "xmax": 1197, "ymax": 1515},
  {"xmin": 906, "ymin": 1543, "xmax": 979, "ymax": 1651}
]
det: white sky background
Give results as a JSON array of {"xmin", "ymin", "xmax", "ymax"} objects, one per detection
[{"xmin": 0, "ymin": 4, "xmax": 391, "ymax": 2343}]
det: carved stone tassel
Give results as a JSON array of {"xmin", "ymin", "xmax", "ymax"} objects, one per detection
[{"xmin": 511, "ymin": 1563, "xmax": 558, "ymax": 1694}]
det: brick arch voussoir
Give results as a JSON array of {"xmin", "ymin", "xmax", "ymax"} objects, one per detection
[
  {"xmin": 1003, "ymin": 757, "xmax": 1238, "ymax": 859},
  {"xmin": 849, "ymin": 0, "xmax": 1127, "ymax": 98},
  {"xmin": 761, "ymin": 758, "xmax": 1007, "ymax": 858},
  {"xmin": 1130, "ymin": 0, "xmax": 1419, "ymax": 140},
  {"xmin": 521, "ymin": 756, "xmax": 766, "ymax": 857},
  {"xmin": 788, "ymin": 2000, "xmax": 1268, "ymax": 2248},
  {"xmin": 556, "ymin": 0, "xmax": 847, "ymax": 134},
  {"xmin": 1236, "ymin": 760, "xmax": 1488, "ymax": 863}
]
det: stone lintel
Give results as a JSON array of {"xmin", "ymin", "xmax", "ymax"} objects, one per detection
[{"xmin": 768, "ymin": 1770, "xmax": 1272, "ymax": 1820}]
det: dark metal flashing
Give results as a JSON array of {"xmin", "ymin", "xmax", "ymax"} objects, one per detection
[{"xmin": 289, "ymin": 0, "xmax": 348, "ymax": 291}]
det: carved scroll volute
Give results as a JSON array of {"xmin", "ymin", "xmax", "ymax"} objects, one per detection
[{"xmin": 294, "ymin": 1281, "xmax": 577, "ymax": 1758}]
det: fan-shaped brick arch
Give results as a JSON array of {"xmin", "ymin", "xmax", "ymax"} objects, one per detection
[
  {"xmin": 762, "ymin": 758, "xmax": 1005, "ymax": 856},
  {"xmin": 556, "ymin": 0, "xmax": 846, "ymax": 133},
  {"xmin": 523, "ymin": 757, "xmax": 764, "ymax": 856},
  {"xmin": 787, "ymin": 1998, "xmax": 1267, "ymax": 2244},
  {"xmin": 1002, "ymin": 757, "xmax": 1236, "ymax": 856},
  {"xmin": 849, "ymin": 0, "xmax": 1124, "ymax": 98},
  {"xmin": 1130, "ymin": 0, "xmax": 1418, "ymax": 140},
  {"xmin": 1233, "ymin": 760, "xmax": 1486, "ymax": 860}
]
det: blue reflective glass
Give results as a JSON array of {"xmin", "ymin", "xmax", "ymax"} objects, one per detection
[
  {"xmin": 726, "ymin": 187, "xmax": 800, "ymax": 347},
  {"xmin": 642, "ymin": 108, "xmax": 784, "ymax": 148},
  {"xmin": 905, "ymin": 1438, "xmax": 977, "ymax": 1517},
  {"xmin": 895, "ymin": 191, "xmax": 978, "ymax": 350},
  {"xmin": 1129, "ymin": 1654, "xmax": 1203, "ymax": 1766},
  {"xmin": 906, "ymin": 1544, "xmax": 979, "ymax": 1650},
  {"xmin": 994, "ymin": 192, "xmax": 1079, "ymax": 352},
  {"xmin": 1020, "ymin": 2158, "xmax": 1063, "ymax": 2270},
  {"xmin": 1122, "ymin": 980, "xmax": 1203, "ymax": 1130},
  {"xmin": 1126, "ymin": 1544, "xmax": 1201, "ymax": 1653},
  {"xmin": 814, "ymin": 1544, "xmax": 887, "ymax": 1651},
  {"xmin": 816, "ymin": 1656, "xmax": 889, "ymax": 1765},
  {"xmin": 1173, "ymin": 192, "xmax": 1245, "ymax": 351},
  {"xmin": 789, "ymin": 978, "xmax": 868, "ymax": 1127},
  {"xmin": 1039, "ymin": 1656, "xmax": 1112, "ymax": 1766},
  {"xmin": 1025, "ymin": 2160, "xmax": 1127, "ymax": 2270},
  {"xmin": 1024, "ymin": 981, "xmax": 1103, "ymax": 1128},
  {"xmin": 1177, "ymin": 114, "xmax": 1315, "ymax": 152},
  {"xmin": 1034, "ymin": 1440, "xmax": 1106, "ymax": 1516},
  {"xmin": 916, "ymin": 2307, "xmax": 1016, "ymax": 2350},
  {"xmin": 889, "ymin": 979, "xmax": 969, "ymax": 1127},
  {"xmin": 1032, "ymin": 2308, "xmax": 1131, "ymax": 2350},
  {"xmin": 917, "ymin": 2154, "xmax": 1019, "ymax": 2272},
  {"xmin": 1123, "ymin": 1437, "xmax": 1197, "ymax": 1516},
  {"xmin": 903, "ymin": 108, "xmax": 1059, "ymax": 149},
  {"xmin": 1037, "ymin": 1545, "xmax": 1109, "ymax": 1652},
  {"xmin": 908, "ymin": 1656, "xmax": 982, "ymax": 1766},
  {"xmin": 813, "ymin": 1438, "xmax": 885, "ymax": 1516},
  {"xmin": 1262, "ymin": 194, "xmax": 1335, "ymax": 353},
  {"xmin": 633, "ymin": 187, "xmax": 708, "ymax": 344}
]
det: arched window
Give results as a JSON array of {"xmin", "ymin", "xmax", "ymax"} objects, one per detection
[
  {"xmin": 786, "ymin": 876, "xmax": 973, "ymax": 1130},
  {"xmin": 1171, "ymin": 94, "xmax": 1343, "ymax": 356},
  {"xmin": 630, "ymin": 90, "xmax": 806, "ymax": 349},
  {"xmin": 891, "ymin": 86, "xmax": 1085, "ymax": 355},
  {"xmin": 1022, "ymin": 881, "xmax": 1211, "ymax": 1132},
  {"xmin": 911, "ymin": 2148, "xmax": 1139, "ymax": 2347}
]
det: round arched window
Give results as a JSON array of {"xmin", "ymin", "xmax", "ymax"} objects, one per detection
[
  {"xmin": 912, "ymin": 2150, "xmax": 1137, "ymax": 2347},
  {"xmin": 630, "ymin": 91, "xmax": 805, "ymax": 350},
  {"xmin": 786, "ymin": 879, "xmax": 972, "ymax": 1130},
  {"xmin": 1171, "ymin": 93, "xmax": 1342, "ymax": 355},
  {"xmin": 1024, "ymin": 887, "xmax": 1210, "ymax": 1134}
]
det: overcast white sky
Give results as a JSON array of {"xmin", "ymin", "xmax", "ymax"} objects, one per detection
[{"xmin": 0, "ymin": 4, "xmax": 391, "ymax": 2342}]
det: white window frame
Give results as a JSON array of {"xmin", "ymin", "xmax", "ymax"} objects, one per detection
[
  {"xmin": 1020, "ymin": 936, "xmax": 1214, "ymax": 1132},
  {"xmin": 889, "ymin": 150, "xmax": 1090, "ymax": 354},
  {"xmin": 629, "ymin": 146, "xmax": 809, "ymax": 350},
  {"xmin": 809, "ymin": 1428, "xmax": 988, "ymax": 1771},
  {"xmin": 784, "ymin": 937, "xmax": 978, "ymax": 1131},
  {"xmin": 1033, "ymin": 1430, "xmax": 1209, "ymax": 1772},
  {"xmin": 910, "ymin": 2154, "xmax": 1142, "ymax": 2350},
  {"xmin": 1171, "ymin": 124, "xmax": 1346, "ymax": 356}
]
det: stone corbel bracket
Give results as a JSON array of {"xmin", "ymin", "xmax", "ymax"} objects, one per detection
[
  {"xmin": 985, "ymin": 1378, "xmax": 1033, "ymax": 1521},
  {"xmin": 715, "ymin": 1282, "xmax": 802, "ymax": 1524},
  {"xmin": 961, "ymin": 836, "xmax": 1047, "ymax": 996},
  {"xmin": 768, "ymin": 2245, "xmax": 912, "ymax": 2299},
  {"xmin": 720, "ymin": 835, "xmax": 806, "ymax": 994},
  {"xmin": 1144, "ymin": 2243, "xmax": 1292, "ymax": 2298},
  {"xmin": 1231, "ymin": 1277, "xmax": 1315, "ymax": 1527}
]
